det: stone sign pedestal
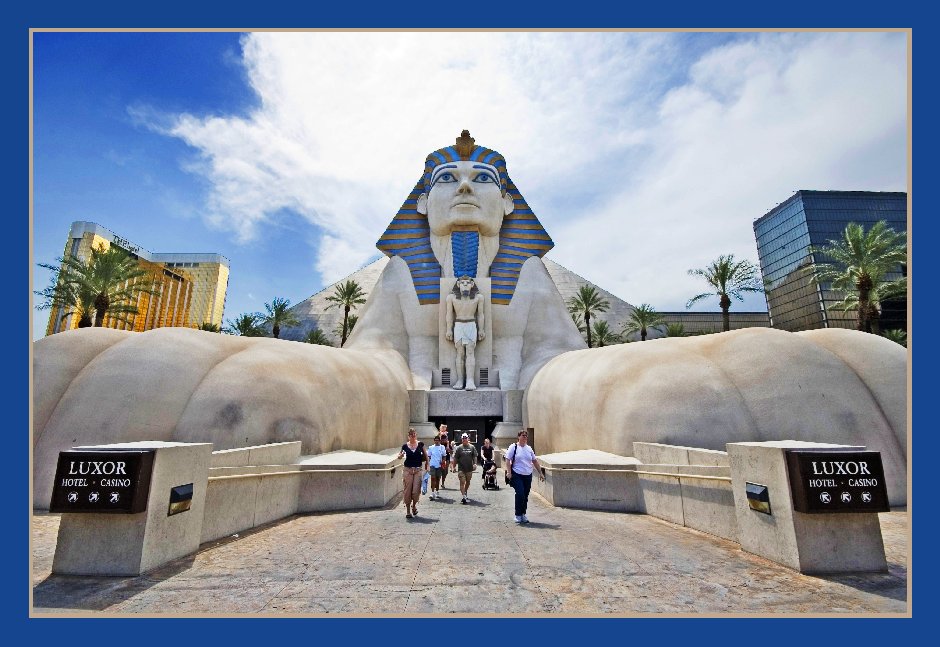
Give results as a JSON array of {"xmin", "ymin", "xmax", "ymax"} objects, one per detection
[
  {"xmin": 727, "ymin": 441, "xmax": 888, "ymax": 574},
  {"xmin": 52, "ymin": 441, "xmax": 212, "ymax": 576}
]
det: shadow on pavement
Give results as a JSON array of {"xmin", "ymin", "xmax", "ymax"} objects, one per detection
[
  {"xmin": 518, "ymin": 522, "xmax": 561, "ymax": 530},
  {"xmin": 815, "ymin": 571, "xmax": 907, "ymax": 602},
  {"xmin": 33, "ymin": 554, "xmax": 198, "ymax": 611},
  {"xmin": 407, "ymin": 516, "xmax": 437, "ymax": 524}
]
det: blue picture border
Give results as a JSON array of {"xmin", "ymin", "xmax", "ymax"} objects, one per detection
[{"xmin": 11, "ymin": 0, "xmax": 927, "ymax": 641}]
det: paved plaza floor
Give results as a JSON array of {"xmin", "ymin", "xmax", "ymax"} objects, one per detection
[{"xmin": 31, "ymin": 468, "xmax": 909, "ymax": 617}]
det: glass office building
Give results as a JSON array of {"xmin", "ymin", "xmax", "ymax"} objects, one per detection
[
  {"xmin": 753, "ymin": 191, "xmax": 907, "ymax": 332},
  {"xmin": 45, "ymin": 221, "xmax": 230, "ymax": 335},
  {"xmin": 657, "ymin": 312, "xmax": 771, "ymax": 336}
]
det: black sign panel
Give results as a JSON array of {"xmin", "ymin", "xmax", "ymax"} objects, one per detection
[
  {"xmin": 50, "ymin": 450, "xmax": 156, "ymax": 514},
  {"xmin": 167, "ymin": 483, "xmax": 194, "ymax": 516},
  {"xmin": 785, "ymin": 450, "xmax": 889, "ymax": 514}
]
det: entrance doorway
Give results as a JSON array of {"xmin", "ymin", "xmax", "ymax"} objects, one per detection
[{"xmin": 430, "ymin": 417, "xmax": 500, "ymax": 457}]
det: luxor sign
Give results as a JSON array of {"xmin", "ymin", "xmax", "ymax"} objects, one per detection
[
  {"xmin": 49, "ymin": 450, "xmax": 156, "ymax": 513},
  {"xmin": 785, "ymin": 450, "xmax": 889, "ymax": 513}
]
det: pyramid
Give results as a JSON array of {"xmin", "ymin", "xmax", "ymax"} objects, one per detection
[
  {"xmin": 281, "ymin": 256, "xmax": 637, "ymax": 344},
  {"xmin": 279, "ymin": 256, "xmax": 390, "ymax": 343}
]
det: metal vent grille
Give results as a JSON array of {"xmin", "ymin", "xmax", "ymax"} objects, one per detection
[
  {"xmin": 479, "ymin": 368, "xmax": 489, "ymax": 386},
  {"xmin": 442, "ymin": 368, "xmax": 451, "ymax": 386}
]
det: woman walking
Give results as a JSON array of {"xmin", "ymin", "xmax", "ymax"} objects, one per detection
[
  {"xmin": 398, "ymin": 428, "xmax": 429, "ymax": 519},
  {"xmin": 439, "ymin": 425, "xmax": 452, "ymax": 490},
  {"xmin": 504, "ymin": 430, "xmax": 545, "ymax": 524}
]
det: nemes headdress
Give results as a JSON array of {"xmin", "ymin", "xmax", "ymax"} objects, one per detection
[{"xmin": 376, "ymin": 130, "xmax": 553, "ymax": 305}]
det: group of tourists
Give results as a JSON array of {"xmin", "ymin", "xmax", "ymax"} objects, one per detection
[{"xmin": 397, "ymin": 426, "xmax": 544, "ymax": 523}]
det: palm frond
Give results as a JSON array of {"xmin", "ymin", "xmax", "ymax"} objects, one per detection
[{"xmin": 304, "ymin": 329, "xmax": 334, "ymax": 346}]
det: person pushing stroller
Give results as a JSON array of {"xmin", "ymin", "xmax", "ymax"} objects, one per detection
[
  {"xmin": 480, "ymin": 437, "xmax": 499, "ymax": 490},
  {"xmin": 481, "ymin": 456, "xmax": 499, "ymax": 490}
]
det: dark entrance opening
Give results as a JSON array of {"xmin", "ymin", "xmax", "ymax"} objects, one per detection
[{"xmin": 429, "ymin": 416, "xmax": 500, "ymax": 457}]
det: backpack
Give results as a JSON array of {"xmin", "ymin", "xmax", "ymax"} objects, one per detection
[{"xmin": 505, "ymin": 443, "xmax": 520, "ymax": 483}]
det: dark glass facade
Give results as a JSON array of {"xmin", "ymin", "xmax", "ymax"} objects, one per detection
[
  {"xmin": 658, "ymin": 312, "xmax": 770, "ymax": 336},
  {"xmin": 753, "ymin": 191, "xmax": 907, "ymax": 332}
]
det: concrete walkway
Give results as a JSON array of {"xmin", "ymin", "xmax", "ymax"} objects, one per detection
[{"xmin": 31, "ymin": 468, "xmax": 908, "ymax": 616}]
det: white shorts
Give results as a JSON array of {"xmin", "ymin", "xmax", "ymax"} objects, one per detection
[{"xmin": 453, "ymin": 321, "xmax": 477, "ymax": 345}]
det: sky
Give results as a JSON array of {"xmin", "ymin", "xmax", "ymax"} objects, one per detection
[{"xmin": 31, "ymin": 31, "xmax": 908, "ymax": 340}]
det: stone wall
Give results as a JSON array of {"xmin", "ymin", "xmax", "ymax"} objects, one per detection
[
  {"xmin": 525, "ymin": 328, "xmax": 907, "ymax": 505},
  {"xmin": 33, "ymin": 327, "xmax": 413, "ymax": 509}
]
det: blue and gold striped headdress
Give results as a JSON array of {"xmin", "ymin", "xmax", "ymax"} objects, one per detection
[{"xmin": 376, "ymin": 130, "xmax": 554, "ymax": 305}]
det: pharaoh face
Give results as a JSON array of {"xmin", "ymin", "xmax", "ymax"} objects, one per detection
[
  {"xmin": 457, "ymin": 277, "xmax": 475, "ymax": 296},
  {"xmin": 418, "ymin": 161, "xmax": 514, "ymax": 237}
]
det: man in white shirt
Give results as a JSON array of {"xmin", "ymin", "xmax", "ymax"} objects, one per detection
[{"xmin": 504, "ymin": 430, "xmax": 545, "ymax": 523}]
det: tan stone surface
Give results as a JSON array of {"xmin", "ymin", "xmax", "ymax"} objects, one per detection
[
  {"xmin": 33, "ymin": 327, "xmax": 413, "ymax": 509},
  {"xmin": 31, "ymin": 472, "xmax": 908, "ymax": 616},
  {"xmin": 539, "ymin": 449, "xmax": 641, "ymax": 468},
  {"xmin": 526, "ymin": 328, "xmax": 907, "ymax": 505},
  {"xmin": 347, "ymin": 256, "xmax": 585, "ymax": 391}
]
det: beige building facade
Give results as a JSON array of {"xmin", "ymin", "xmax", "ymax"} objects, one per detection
[{"xmin": 45, "ymin": 221, "xmax": 229, "ymax": 335}]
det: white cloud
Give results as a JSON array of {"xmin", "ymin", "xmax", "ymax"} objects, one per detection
[
  {"xmin": 157, "ymin": 31, "xmax": 906, "ymax": 302},
  {"xmin": 551, "ymin": 32, "xmax": 907, "ymax": 309}
]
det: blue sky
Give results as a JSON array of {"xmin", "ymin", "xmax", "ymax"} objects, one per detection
[{"xmin": 31, "ymin": 31, "xmax": 908, "ymax": 340}]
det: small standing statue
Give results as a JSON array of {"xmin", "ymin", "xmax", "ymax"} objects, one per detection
[{"xmin": 445, "ymin": 276, "xmax": 485, "ymax": 390}]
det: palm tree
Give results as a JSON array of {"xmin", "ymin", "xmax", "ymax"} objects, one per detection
[
  {"xmin": 304, "ymin": 329, "xmax": 334, "ymax": 346},
  {"xmin": 35, "ymin": 272, "xmax": 97, "ymax": 329},
  {"xmin": 263, "ymin": 297, "xmax": 300, "ymax": 339},
  {"xmin": 687, "ymin": 254, "xmax": 763, "ymax": 332},
  {"xmin": 224, "ymin": 312, "xmax": 266, "ymax": 337},
  {"xmin": 198, "ymin": 322, "xmax": 221, "ymax": 332},
  {"xmin": 333, "ymin": 313, "xmax": 358, "ymax": 341},
  {"xmin": 882, "ymin": 329, "xmax": 907, "ymax": 348},
  {"xmin": 665, "ymin": 322, "xmax": 686, "ymax": 337},
  {"xmin": 570, "ymin": 312, "xmax": 586, "ymax": 335},
  {"xmin": 566, "ymin": 285, "xmax": 610, "ymax": 348},
  {"xmin": 36, "ymin": 243, "xmax": 155, "ymax": 329},
  {"xmin": 325, "ymin": 280, "xmax": 367, "ymax": 347},
  {"xmin": 808, "ymin": 221, "xmax": 907, "ymax": 334},
  {"xmin": 590, "ymin": 320, "xmax": 621, "ymax": 347},
  {"xmin": 622, "ymin": 303, "xmax": 666, "ymax": 341}
]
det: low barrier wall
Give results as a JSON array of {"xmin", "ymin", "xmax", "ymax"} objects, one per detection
[
  {"xmin": 635, "ymin": 464, "xmax": 736, "ymax": 542},
  {"xmin": 526, "ymin": 447, "xmax": 737, "ymax": 543},
  {"xmin": 201, "ymin": 447, "xmax": 403, "ymax": 544}
]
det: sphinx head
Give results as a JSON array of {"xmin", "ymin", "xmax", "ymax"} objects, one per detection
[
  {"xmin": 377, "ymin": 130, "xmax": 553, "ymax": 305},
  {"xmin": 416, "ymin": 131, "xmax": 514, "ymax": 276},
  {"xmin": 417, "ymin": 160, "xmax": 514, "ymax": 238}
]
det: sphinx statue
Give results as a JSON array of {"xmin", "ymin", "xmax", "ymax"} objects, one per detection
[
  {"xmin": 31, "ymin": 131, "xmax": 907, "ymax": 509},
  {"xmin": 345, "ymin": 130, "xmax": 585, "ymax": 389}
]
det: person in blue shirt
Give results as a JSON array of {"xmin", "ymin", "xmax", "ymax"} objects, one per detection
[{"xmin": 426, "ymin": 434, "xmax": 448, "ymax": 500}]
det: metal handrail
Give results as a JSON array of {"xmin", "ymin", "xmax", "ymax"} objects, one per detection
[
  {"xmin": 539, "ymin": 465, "xmax": 731, "ymax": 483},
  {"xmin": 208, "ymin": 465, "xmax": 399, "ymax": 482},
  {"xmin": 632, "ymin": 470, "xmax": 731, "ymax": 483}
]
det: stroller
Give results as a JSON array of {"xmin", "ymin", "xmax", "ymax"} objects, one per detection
[{"xmin": 481, "ymin": 458, "xmax": 500, "ymax": 490}]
